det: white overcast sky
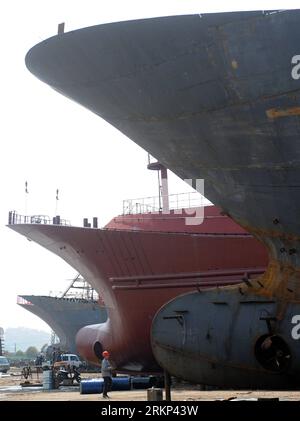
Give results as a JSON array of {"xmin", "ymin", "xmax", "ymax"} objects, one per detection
[{"xmin": 0, "ymin": 1, "xmax": 296, "ymax": 336}]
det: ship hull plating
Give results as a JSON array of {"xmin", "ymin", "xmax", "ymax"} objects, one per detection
[
  {"xmin": 152, "ymin": 287, "xmax": 300, "ymax": 388},
  {"xmin": 24, "ymin": 10, "xmax": 300, "ymax": 290},
  {"xmin": 23, "ymin": 10, "xmax": 300, "ymax": 383},
  {"xmin": 18, "ymin": 295, "xmax": 107, "ymax": 354},
  {"xmin": 25, "ymin": 10, "xmax": 300, "ymax": 249},
  {"xmin": 9, "ymin": 220, "xmax": 266, "ymax": 372}
]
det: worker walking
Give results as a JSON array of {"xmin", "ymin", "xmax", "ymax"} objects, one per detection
[{"xmin": 101, "ymin": 350, "xmax": 113, "ymax": 399}]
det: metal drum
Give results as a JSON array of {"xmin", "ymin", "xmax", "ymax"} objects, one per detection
[
  {"xmin": 111, "ymin": 376, "xmax": 131, "ymax": 391},
  {"xmin": 43, "ymin": 369, "xmax": 54, "ymax": 390},
  {"xmin": 80, "ymin": 377, "xmax": 131, "ymax": 394},
  {"xmin": 131, "ymin": 376, "xmax": 152, "ymax": 389},
  {"xmin": 80, "ymin": 379, "xmax": 104, "ymax": 394}
]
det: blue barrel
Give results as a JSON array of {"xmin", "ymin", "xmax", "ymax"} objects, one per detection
[
  {"xmin": 80, "ymin": 379, "xmax": 104, "ymax": 394},
  {"xmin": 43, "ymin": 370, "xmax": 54, "ymax": 390},
  {"xmin": 111, "ymin": 376, "xmax": 131, "ymax": 391},
  {"xmin": 80, "ymin": 377, "xmax": 130, "ymax": 394},
  {"xmin": 131, "ymin": 376, "xmax": 152, "ymax": 389}
]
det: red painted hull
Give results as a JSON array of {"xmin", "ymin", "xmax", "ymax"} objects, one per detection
[{"xmin": 8, "ymin": 206, "xmax": 268, "ymax": 372}]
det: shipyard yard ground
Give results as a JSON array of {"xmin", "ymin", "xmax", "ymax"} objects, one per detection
[{"xmin": 1, "ymin": 371, "xmax": 300, "ymax": 401}]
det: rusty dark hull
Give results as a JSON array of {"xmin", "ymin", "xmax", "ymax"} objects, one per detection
[
  {"xmin": 8, "ymin": 210, "xmax": 266, "ymax": 372},
  {"xmin": 18, "ymin": 295, "xmax": 107, "ymax": 354},
  {"xmin": 23, "ymin": 10, "xmax": 300, "ymax": 384},
  {"xmin": 24, "ymin": 10, "xmax": 300, "ymax": 246},
  {"xmin": 24, "ymin": 9, "xmax": 300, "ymax": 291}
]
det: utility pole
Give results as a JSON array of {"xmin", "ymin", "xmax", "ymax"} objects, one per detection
[
  {"xmin": 55, "ymin": 189, "xmax": 59, "ymax": 215},
  {"xmin": 25, "ymin": 181, "xmax": 29, "ymax": 216}
]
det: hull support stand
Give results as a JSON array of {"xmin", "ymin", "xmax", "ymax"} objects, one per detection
[{"xmin": 164, "ymin": 370, "xmax": 171, "ymax": 401}]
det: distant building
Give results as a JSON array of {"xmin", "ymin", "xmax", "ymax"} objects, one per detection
[{"xmin": 0, "ymin": 327, "xmax": 4, "ymax": 356}]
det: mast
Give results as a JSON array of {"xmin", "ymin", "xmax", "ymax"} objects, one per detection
[{"xmin": 147, "ymin": 156, "xmax": 169, "ymax": 212}]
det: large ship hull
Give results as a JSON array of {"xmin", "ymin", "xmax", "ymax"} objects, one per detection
[
  {"xmin": 17, "ymin": 295, "xmax": 107, "ymax": 354},
  {"xmin": 24, "ymin": 10, "xmax": 300, "ymax": 262},
  {"xmin": 24, "ymin": 11, "xmax": 300, "ymax": 384},
  {"xmin": 9, "ymin": 213, "xmax": 266, "ymax": 372}
]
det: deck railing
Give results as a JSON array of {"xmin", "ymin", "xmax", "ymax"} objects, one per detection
[
  {"xmin": 122, "ymin": 191, "xmax": 209, "ymax": 215},
  {"xmin": 8, "ymin": 211, "xmax": 70, "ymax": 226}
]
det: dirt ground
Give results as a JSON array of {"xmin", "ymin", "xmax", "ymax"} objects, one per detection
[{"xmin": 1, "ymin": 369, "xmax": 300, "ymax": 401}]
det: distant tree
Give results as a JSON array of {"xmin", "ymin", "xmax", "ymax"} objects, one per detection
[
  {"xmin": 15, "ymin": 350, "xmax": 25, "ymax": 357},
  {"xmin": 25, "ymin": 346, "xmax": 38, "ymax": 358}
]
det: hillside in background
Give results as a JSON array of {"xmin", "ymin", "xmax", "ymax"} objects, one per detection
[{"xmin": 5, "ymin": 327, "xmax": 50, "ymax": 352}]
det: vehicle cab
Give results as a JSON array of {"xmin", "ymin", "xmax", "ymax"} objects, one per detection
[
  {"xmin": 54, "ymin": 354, "xmax": 82, "ymax": 369},
  {"xmin": 0, "ymin": 356, "xmax": 10, "ymax": 373}
]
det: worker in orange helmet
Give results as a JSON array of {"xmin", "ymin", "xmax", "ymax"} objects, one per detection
[{"xmin": 101, "ymin": 350, "xmax": 113, "ymax": 398}]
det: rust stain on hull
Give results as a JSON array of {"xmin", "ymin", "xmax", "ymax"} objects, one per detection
[{"xmin": 266, "ymin": 106, "xmax": 300, "ymax": 119}]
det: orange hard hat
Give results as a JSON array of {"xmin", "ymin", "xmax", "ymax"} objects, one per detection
[{"xmin": 102, "ymin": 350, "xmax": 110, "ymax": 357}]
